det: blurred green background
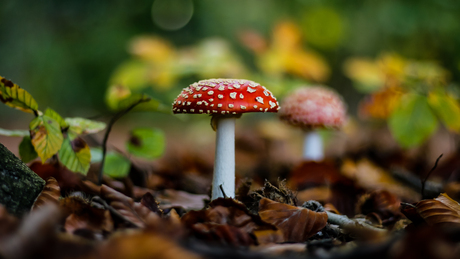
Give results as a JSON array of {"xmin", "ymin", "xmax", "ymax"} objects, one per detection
[{"xmin": 1, "ymin": 0, "xmax": 460, "ymax": 150}]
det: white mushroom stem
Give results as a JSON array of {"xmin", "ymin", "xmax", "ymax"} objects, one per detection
[
  {"xmin": 303, "ymin": 130, "xmax": 324, "ymax": 161},
  {"xmin": 212, "ymin": 116, "xmax": 236, "ymax": 200}
]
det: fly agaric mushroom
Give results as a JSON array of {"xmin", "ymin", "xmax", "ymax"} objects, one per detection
[
  {"xmin": 173, "ymin": 79, "xmax": 280, "ymax": 199},
  {"xmin": 279, "ymin": 86, "xmax": 346, "ymax": 161}
]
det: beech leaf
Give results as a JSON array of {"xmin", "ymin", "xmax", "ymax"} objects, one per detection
[
  {"xmin": 126, "ymin": 127, "xmax": 165, "ymax": 159},
  {"xmin": 32, "ymin": 177, "xmax": 61, "ymax": 211},
  {"xmin": 65, "ymin": 117, "xmax": 106, "ymax": 135},
  {"xmin": 0, "ymin": 76, "xmax": 39, "ymax": 114},
  {"xmin": 44, "ymin": 108, "xmax": 68, "ymax": 129},
  {"xmin": 29, "ymin": 115, "xmax": 64, "ymax": 163},
  {"xmin": 259, "ymin": 198, "xmax": 328, "ymax": 242},
  {"xmin": 428, "ymin": 91, "xmax": 460, "ymax": 133},
  {"xmin": 388, "ymin": 94, "xmax": 438, "ymax": 148},
  {"xmin": 403, "ymin": 193, "xmax": 460, "ymax": 226},
  {"xmin": 58, "ymin": 136, "xmax": 91, "ymax": 174},
  {"xmin": 19, "ymin": 135, "xmax": 38, "ymax": 163},
  {"xmin": 100, "ymin": 185, "xmax": 160, "ymax": 228}
]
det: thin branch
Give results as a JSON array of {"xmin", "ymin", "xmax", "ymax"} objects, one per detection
[
  {"xmin": 421, "ymin": 154, "xmax": 443, "ymax": 199},
  {"xmin": 97, "ymin": 97, "xmax": 151, "ymax": 185},
  {"xmin": 91, "ymin": 196, "xmax": 139, "ymax": 228},
  {"xmin": 326, "ymin": 211, "xmax": 387, "ymax": 237}
]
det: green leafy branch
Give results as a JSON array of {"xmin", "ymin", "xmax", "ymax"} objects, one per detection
[
  {"xmin": 1, "ymin": 76, "xmax": 166, "ymax": 180},
  {"xmin": 0, "ymin": 76, "xmax": 105, "ymax": 174}
]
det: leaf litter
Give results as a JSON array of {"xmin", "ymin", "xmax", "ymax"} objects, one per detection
[{"xmin": 3, "ymin": 145, "xmax": 460, "ymax": 259}]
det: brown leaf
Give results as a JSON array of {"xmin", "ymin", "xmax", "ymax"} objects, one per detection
[
  {"xmin": 100, "ymin": 185, "xmax": 160, "ymax": 228},
  {"xmin": 341, "ymin": 159, "xmax": 420, "ymax": 202},
  {"xmin": 403, "ymin": 193, "xmax": 460, "ymax": 226},
  {"xmin": 60, "ymin": 195, "xmax": 114, "ymax": 235},
  {"xmin": 181, "ymin": 198, "xmax": 283, "ymax": 246},
  {"xmin": 29, "ymin": 161, "xmax": 83, "ymax": 193},
  {"xmin": 32, "ymin": 177, "xmax": 61, "ymax": 211},
  {"xmin": 190, "ymin": 223, "xmax": 256, "ymax": 246},
  {"xmin": 140, "ymin": 192, "xmax": 163, "ymax": 216},
  {"xmin": 157, "ymin": 189, "xmax": 208, "ymax": 211},
  {"xmin": 356, "ymin": 190, "xmax": 402, "ymax": 221},
  {"xmin": 418, "ymin": 194, "xmax": 460, "ymax": 225},
  {"xmin": 92, "ymin": 230, "xmax": 202, "ymax": 259},
  {"xmin": 258, "ymin": 198, "xmax": 328, "ymax": 242}
]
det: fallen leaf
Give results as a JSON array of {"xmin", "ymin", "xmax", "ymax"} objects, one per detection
[
  {"xmin": 341, "ymin": 159, "xmax": 420, "ymax": 201},
  {"xmin": 356, "ymin": 190, "xmax": 402, "ymax": 221},
  {"xmin": 32, "ymin": 177, "xmax": 61, "ymax": 211},
  {"xmin": 100, "ymin": 185, "xmax": 160, "ymax": 228},
  {"xmin": 258, "ymin": 198, "xmax": 328, "ymax": 242},
  {"xmin": 181, "ymin": 198, "xmax": 283, "ymax": 246},
  {"xmin": 156, "ymin": 189, "xmax": 208, "ymax": 211},
  {"xmin": 92, "ymin": 230, "xmax": 202, "ymax": 259},
  {"xmin": 60, "ymin": 194, "xmax": 114, "ymax": 235},
  {"xmin": 402, "ymin": 193, "xmax": 460, "ymax": 226}
]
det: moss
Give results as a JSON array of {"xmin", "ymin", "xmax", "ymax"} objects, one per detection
[{"xmin": 0, "ymin": 143, "xmax": 45, "ymax": 216}]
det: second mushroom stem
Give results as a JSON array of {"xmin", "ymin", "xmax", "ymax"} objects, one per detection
[
  {"xmin": 303, "ymin": 130, "xmax": 324, "ymax": 161},
  {"xmin": 212, "ymin": 116, "xmax": 236, "ymax": 200}
]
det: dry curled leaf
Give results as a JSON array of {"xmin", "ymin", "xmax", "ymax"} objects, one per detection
[
  {"xmin": 356, "ymin": 190, "xmax": 402, "ymax": 222},
  {"xmin": 181, "ymin": 198, "xmax": 283, "ymax": 246},
  {"xmin": 403, "ymin": 193, "xmax": 460, "ymax": 226},
  {"xmin": 32, "ymin": 177, "xmax": 61, "ymax": 211},
  {"xmin": 258, "ymin": 198, "xmax": 328, "ymax": 242},
  {"xmin": 60, "ymin": 194, "xmax": 114, "ymax": 235},
  {"xmin": 100, "ymin": 185, "xmax": 160, "ymax": 228}
]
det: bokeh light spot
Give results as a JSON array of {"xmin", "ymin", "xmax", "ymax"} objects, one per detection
[{"xmin": 151, "ymin": 0, "xmax": 194, "ymax": 31}]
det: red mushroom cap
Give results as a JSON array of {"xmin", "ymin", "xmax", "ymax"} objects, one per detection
[
  {"xmin": 279, "ymin": 86, "xmax": 346, "ymax": 129},
  {"xmin": 172, "ymin": 79, "xmax": 280, "ymax": 115}
]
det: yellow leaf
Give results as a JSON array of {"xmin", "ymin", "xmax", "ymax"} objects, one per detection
[
  {"xmin": 0, "ymin": 76, "xmax": 39, "ymax": 114},
  {"xmin": 428, "ymin": 91, "xmax": 460, "ymax": 132},
  {"xmin": 359, "ymin": 86, "xmax": 405, "ymax": 119},
  {"xmin": 29, "ymin": 115, "xmax": 64, "ymax": 163}
]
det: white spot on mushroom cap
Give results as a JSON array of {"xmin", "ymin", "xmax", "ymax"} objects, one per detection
[
  {"xmin": 229, "ymin": 104, "xmax": 234, "ymax": 108},
  {"xmin": 256, "ymin": 96, "xmax": 264, "ymax": 104},
  {"xmin": 230, "ymin": 92, "xmax": 237, "ymax": 99},
  {"xmin": 218, "ymin": 94, "xmax": 224, "ymax": 99},
  {"xmin": 208, "ymin": 91, "xmax": 214, "ymax": 95},
  {"xmin": 239, "ymin": 93, "xmax": 244, "ymax": 99},
  {"xmin": 247, "ymin": 87, "xmax": 256, "ymax": 93},
  {"xmin": 217, "ymin": 104, "xmax": 223, "ymax": 107}
]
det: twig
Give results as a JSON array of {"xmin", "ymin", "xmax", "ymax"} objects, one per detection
[
  {"xmin": 421, "ymin": 154, "xmax": 443, "ymax": 199},
  {"xmin": 92, "ymin": 196, "xmax": 139, "ymax": 228},
  {"xmin": 97, "ymin": 96, "xmax": 151, "ymax": 185},
  {"xmin": 219, "ymin": 184, "xmax": 228, "ymax": 198},
  {"xmin": 326, "ymin": 211, "xmax": 387, "ymax": 236},
  {"xmin": 390, "ymin": 168, "xmax": 443, "ymax": 196}
]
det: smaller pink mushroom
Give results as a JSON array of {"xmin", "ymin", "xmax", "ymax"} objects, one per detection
[{"xmin": 279, "ymin": 86, "xmax": 346, "ymax": 161}]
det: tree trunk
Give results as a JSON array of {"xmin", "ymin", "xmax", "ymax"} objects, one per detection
[{"xmin": 0, "ymin": 143, "xmax": 45, "ymax": 216}]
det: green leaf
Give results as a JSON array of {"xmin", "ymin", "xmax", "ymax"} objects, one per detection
[
  {"xmin": 109, "ymin": 60, "xmax": 150, "ymax": 91},
  {"xmin": 428, "ymin": 91, "xmax": 460, "ymax": 133},
  {"xmin": 103, "ymin": 152, "xmax": 131, "ymax": 178},
  {"xmin": 44, "ymin": 108, "xmax": 68, "ymax": 129},
  {"xmin": 29, "ymin": 115, "xmax": 64, "ymax": 163},
  {"xmin": 389, "ymin": 94, "xmax": 438, "ymax": 148},
  {"xmin": 65, "ymin": 118, "xmax": 106, "ymax": 135},
  {"xmin": 90, "ymin": 147, "xmax": 103, "ymax": 163},
  {"xmin": 0, "ymin": 128, "xmax": 29, "ymax": 137},
  {"xmin": 126, "ymin": 127, "xmax": 165, "ymax": 159},
  {"xmin": 0, "ymin": 76, "xmax": 39, "ymax": 114},
  {"xmin": 19, "ymin": 136, "xmax": 38, "ymax": 163},
  {"xmin": 58, "ymin": 136, "xmax": 91, "ymax": 174}
]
